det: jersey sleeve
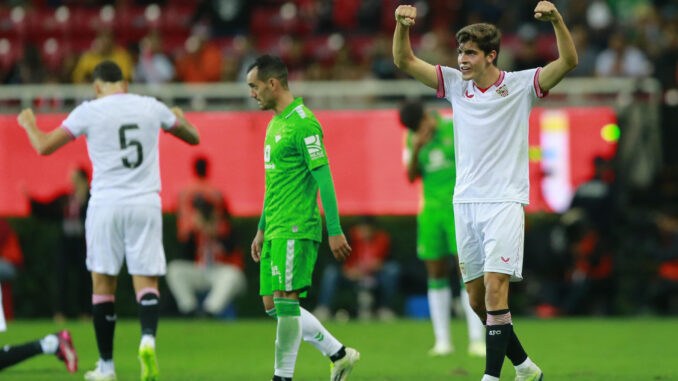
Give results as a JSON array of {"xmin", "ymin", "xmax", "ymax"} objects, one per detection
[
  {"xmin": 521, "ymin": 68, "xmax": 549, "ymax": 99},
  {"xmin": 60, "ymin": 103, "xmax": 90, "ymax": 138},
  {"xmin": 152, "ymin": 98, "xmax": 178, "ymax": 131},
  {"xmin": 296, "ymin": 119, "xmax": 330, "ymax": 171},
  {"xmin": 435, "ymin": 65, "xmax": 462, "ymax": 101}
]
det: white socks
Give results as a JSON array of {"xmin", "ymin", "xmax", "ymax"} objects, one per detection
[
  {"xmin": 98, "ymin": 359, "xmax": 115, "ymax": 374},
  {"xmin": 300, "ymin": 307, "xmax": 343, "ymax": 357},
  {"xmin": 274, "ymin": 315, "xmax": 302, "ymax": 378},
  {"xmin": 140, "ymin": 334, "xmax": 155, "ymax": 348},
  {"xmin": 40, "ymin": 334, "xmax": 58, "ymax": 354},
  {"xmin": 515, "ymin": 356, "xmax": 537, "ymax": 372},
  {"xmin": 460, "ymin": 288, "xmax": 485, "ymax": 343},
  {"xmin": 427, "ymin": 285, "xmax": 451, "ymax": 348}
]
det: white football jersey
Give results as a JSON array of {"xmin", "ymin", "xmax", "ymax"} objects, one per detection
[
  {"xmin": 436, "ymin": 65, "xmax": 547, "ymax": 205},
  {"xmin": 61, "ymin": 93, "xmax": 177, "ymax": 207}
]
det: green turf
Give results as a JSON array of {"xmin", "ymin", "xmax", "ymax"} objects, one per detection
[{"xmin": 2, "ymin": 318, "xmax": 677, "ymax": 380}]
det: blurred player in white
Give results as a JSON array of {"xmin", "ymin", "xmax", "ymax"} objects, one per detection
[
  {"xmin": 393, "ymin": 2, "xmax": 577, "ymax": 380},
  {"xmin": 17, "ymin": 60, "xmax": 200, "ymax": 381},
  {"xmin": 0, "ymin": 284, "xmax": 77, "ymax": 373}
]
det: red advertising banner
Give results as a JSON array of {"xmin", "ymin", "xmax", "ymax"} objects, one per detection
[{"xmin": 0, "ymin": 107, "xmax": 617, "ymax": 216}]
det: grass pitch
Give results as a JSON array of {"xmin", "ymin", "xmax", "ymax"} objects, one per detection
[{"xmin": 2, "ymin": 318, "xmax": 677, "ymax": 380}]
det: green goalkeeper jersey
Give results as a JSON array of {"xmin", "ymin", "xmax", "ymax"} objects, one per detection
[
  {"xmin": 263, "ymin": 98, "xmax": 329, "ymax": 242},
  {"xmin": 406, "ymin": 113, "xmax": 456, "ymax": 208}
]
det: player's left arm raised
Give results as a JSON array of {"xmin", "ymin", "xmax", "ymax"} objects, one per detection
[
  {"xmin": 534, "ymin": 1, "xmax": 578, "ymax": 92},
  {"xmin": 17, "ymin": 109, "xmax": 72, "ymax": 155}
]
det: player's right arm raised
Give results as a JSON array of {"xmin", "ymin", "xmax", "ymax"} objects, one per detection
[
  {"xmin": 392, "ymin": 5, "xmax": 438, "ymax": 89},
  {"xmin": 168, "ymin": 107, "xmax": 200, "ymax": 145},
  {"xmin": 17, "ymin": 108, "xmax": 72, "ymax": 155}
]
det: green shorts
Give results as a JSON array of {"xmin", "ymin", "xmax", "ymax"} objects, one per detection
[
  {"xmin": 417, "ymin": 205, "xmax": 457, "ymax": 260},
  {"xmin": 259, "ymin": 238, "xmax": 319, "ymax": 297}
]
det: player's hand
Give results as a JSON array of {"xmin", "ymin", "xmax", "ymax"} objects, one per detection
[
  {"xmin": 17, "ymin": 108, "xmax": 36, "ymax": 129},
  {"xmin": 250, "ymin": 229, "xmax": 265, "ymax": 263},
  {"xmin": 395, "ymin": 5, "xmax": 416, "ymax": 27},
  {"xmin": 329, "ymin": 234, "xmax": 352, "ymax": 262},
  {"xmin": 534, "ymin": 1, "xmax": 560, "ymax": 22},
  {"xmin": 413, "ymin": 126, "xmax": 434, "ymax": 148},
  {"xmin": 171, "ymin": 106, "xmax": 185, "ymax": 120}
]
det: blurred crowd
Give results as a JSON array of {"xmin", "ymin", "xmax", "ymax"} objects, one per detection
[{"xmin": 0, "ymin": 0, "xmax": 677, "ymax": 86}]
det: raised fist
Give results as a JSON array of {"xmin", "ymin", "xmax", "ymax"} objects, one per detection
[{"xmin": 395, "ymin": 5, "xmax": 416, "ymax": 27}]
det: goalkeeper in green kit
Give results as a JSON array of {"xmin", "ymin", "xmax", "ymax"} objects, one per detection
[
  {"xmin": 247, "ymin": 55, "xmax": 360, "ymax": 381},
  {"xmin": 399, "ymin": 100, "xmax": 486, "ymax": 357}
]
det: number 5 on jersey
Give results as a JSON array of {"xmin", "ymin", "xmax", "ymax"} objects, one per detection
[{"xmin": 119, "ymin": 124, "xmax": 143, "ymax": 169}]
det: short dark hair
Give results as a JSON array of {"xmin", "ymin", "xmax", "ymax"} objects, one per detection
[
  {"xmin": 194, "ymin": 157, "xmax": 209, "ymax": 178},
  {"xmin": 399, "ymin": 100, "xmax": 425, "ymax": 132},
  {"xmin": 92, "ymin": 60, "xmax": 123, "ymax": 83},
  {"xmin": 456, "ymin": 23, "xmax": 502, "ymax": 65},
  {"xmin": 247, "ymin": 55, "xmax": 289, "ymax": 89}
]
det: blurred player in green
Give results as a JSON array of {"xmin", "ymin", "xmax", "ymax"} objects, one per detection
[
  {"xmin": 247, "ymin": 55, "xmax": 360, "ymax": 381},
  {"xmin": 400, "ymin": 101, "xmax": 485, "ymax": 357}
]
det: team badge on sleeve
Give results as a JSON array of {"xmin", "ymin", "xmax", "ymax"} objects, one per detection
[
  {"xmin": 496, "ymin": 84, "xmax": 509, "ymax": 97},
  {"xmin": 304, "ymin": 135, "xmax": 325, "ymax": 159}
]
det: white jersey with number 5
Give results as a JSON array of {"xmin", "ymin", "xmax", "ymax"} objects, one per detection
[
  {"xmin": 60, "ymin": 93, "xmax": 177, "ymax": 208},
  {"xmin": 436, "ymin": 65, "xmax": 547, "ymax": 205}
]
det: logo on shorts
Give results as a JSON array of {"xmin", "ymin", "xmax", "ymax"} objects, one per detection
[
  {"xmin": 271, "ymin": 265, "xmax": 280, "ymax": 277},
  {"xmin": 459, "ymin": 262, "xmax": 466, "ymax": 275},
  {"xmin": 501, "ymin": 256, "xmax": 510, "ymax": 263}
]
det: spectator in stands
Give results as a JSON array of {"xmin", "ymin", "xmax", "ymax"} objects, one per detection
[
  {"xmin": 314, "ymin": 216, "xmax": 400, "ymax": 320},
  {"xmin": 595, "ymin": 30, "xmax": 652, "ymax": 77},
  {"xmin": 72, "ymin": 29, "xmax": 134, "ymax": 83},
  {"xmin": 27, "ymin": 168, "xmax": 90, "ymax": 322},
  {"xmin": 513, "ymin": 24, "xmax": 549, "ymax": 71},
  {"xmin": 648, "ymin": 210, "xmax": 678, "ymax": 314},
  {"xmin": 191, "ymin": 0, "xmax": 251, "ymax": 36},
  {"xmin": 174, "ymin": 30, "xmax": 222, "ymax": 83},
  {"xmin": 568, "ymin": 24, "xmax": 598, "ymax": 77},
  {"xmin": 0, "ymin": 219, "xmax": 22, "ymax": 289},
  {"xmin": 166, "ymin": 157, "xmax": 245, "ymax": 317},
  {"xmin": 133, "ymin": 31, "xmax": 174, "ymax": 84}
]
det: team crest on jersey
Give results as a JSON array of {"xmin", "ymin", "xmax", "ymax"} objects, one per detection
[
  {"xmin": 496, "ymin": 84, "xmax": 509, "ymax": 97},
  {"xmin": 304, "ymin": 135, "xmax": 324, "ymax": 159}
]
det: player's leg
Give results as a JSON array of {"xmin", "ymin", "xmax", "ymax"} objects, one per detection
[
  {"xmin": 419, "ymin": 208, "xmax": 453, "ymax": 355},
  {"xmin": 84, "ymin": 204, "xmax": 124, "ymax": 380},
  {"xmin": 446, "ymin": 209, "xmax": 485, "ymax": 356},
  {"xmin": 126, "ymin": 204, "xmax": 166, "ymax": 381},
  {"xmin": 0, "ymin": 331, "xmax": 77, "ymax": 372},
  {"xmin": 86, "ymin": 272, "xmax": 118, "ymax": 381},
  {"xmin": 480, "ymin": 203, "xmax": 541, "ymax": 381},
  {"xmin": 424, "ymin": 258, "xmax": 452, "ymax": 355},
  {"xmin": 203, "ymin": 264, "xmax": 246, "ymax": 315},
  {"xmin": 482, "ymin": 272, "xmax": 512, "ymax": 381}
]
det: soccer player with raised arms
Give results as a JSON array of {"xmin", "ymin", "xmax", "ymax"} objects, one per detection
[
  {"xmin": 393, "ymin": 1, "xmax": 577, "ymax": 380},
  {"xmin": 247, "ymin": 55, "xmax": 360, "ymax": 381},
  {"xmin": 399, "ymin": 100, "xmax": 486, "ymax": 357},
  {"xmin": 17, "ymin": 60, "xmax": 200, "ymax": 381}
]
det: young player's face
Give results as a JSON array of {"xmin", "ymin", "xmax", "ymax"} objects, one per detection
[
  {"xmin": 457, "ymin": 41, "xmax": 494, "ymax": 81},
  {"xmin": 246, "ymin": 68, "xmax": 275, "ymax": 110}
]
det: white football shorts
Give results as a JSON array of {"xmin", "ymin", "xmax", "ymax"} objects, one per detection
[
  {"xmin": 454, "ymin": 202, "xmax": 524, "ymax": 283},
  {"xmin": 85, "ymin": 204, "xmax": 166, "ymax": 276}
]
